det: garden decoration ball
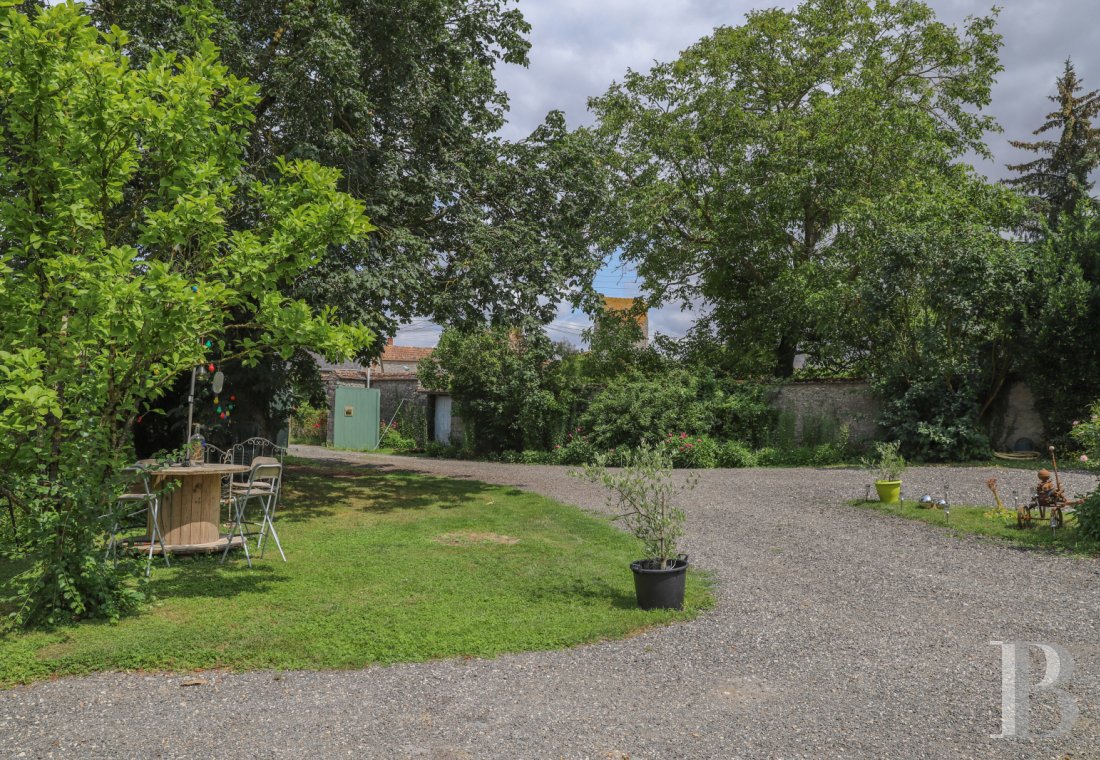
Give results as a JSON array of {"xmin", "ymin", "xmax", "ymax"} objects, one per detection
[
  {"xmin": 935, "ymin": 498, "xmax": 948, "ymax": 509},
  {"xmin": 919, "ymin": 494, "xmax": 934, "ymax": 506}
]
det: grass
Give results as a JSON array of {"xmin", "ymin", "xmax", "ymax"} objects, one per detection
[
  {"xmin": 0, "ymin": 462, "xmax": 711, "ymax": 688},
  {"xmin": 852, "ymin": 498, "xmax": 1100, "ymax": 556}
]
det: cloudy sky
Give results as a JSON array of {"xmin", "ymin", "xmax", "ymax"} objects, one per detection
[{"xmin": 396, "ymin": 0, "xmax": 1100, "ymax": 347}]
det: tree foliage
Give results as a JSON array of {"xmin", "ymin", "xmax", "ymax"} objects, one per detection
[
  {"xmin": 590, "ymin": 0, "xmax": 1004, "ymax": 377},
  {"xmin": 1022, "ymin": 208, "xmax": 1100, "ymax": 440},
  {"xmin": 1006, "ymin": 59, "xmax": 1100, "ymax": 230},
  {"xmin": 0, "ymin": 3, "xmax": 372, "ymax": 625},
  {"xmin": 418, "ymin": 328, "xmax": 572, "ymax": 453},
  {"xmin": 92, "ymin": 0, "xmax": 611, "ymax": 335}
]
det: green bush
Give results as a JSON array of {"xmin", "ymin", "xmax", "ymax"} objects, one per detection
[
  {"xmin": 659, "ymin": 433, "xmax": 719, "ymax": 469},
  {"xmin": 553, "ymin": 429, "xmax": 598, "ymax": 465},
  {"xmin": 379, "ymin": 422, "xmax": 417, "ymax": 451},
  {"xmin": 500, "ymin": 450, "xmax": 556, "ymax": 464},
  {"xmin": 877, "ymin": 379, "xmax": 991, "ymax": 462},
  {"xmin": 717, "ymin": 441, "xmax": 759, "ymax": 468},
  {"xmin": 581, "ymin": 372, "xmax": 775, "ymax": 451},
  {"xmin": 291, "ymin": 404, "xmax": 327, "ymax": 446},
  {"xmin": 1075, "ymin": 490, "xmax": 1100, "ymax": 540}
]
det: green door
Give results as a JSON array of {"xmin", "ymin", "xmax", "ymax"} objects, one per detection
[{"xmin": 333, "ymin": 387, "xmax": 380, "ymax": 450}]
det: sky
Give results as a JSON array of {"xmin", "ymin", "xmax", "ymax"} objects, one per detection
[{"xmin": 395, "ymin": 0, "xmax": 1100, "ymax": 347}]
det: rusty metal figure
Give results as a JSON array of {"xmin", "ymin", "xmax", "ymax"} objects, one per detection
[{"xmin": 1021, "ymin": 446, "xmax": 1081, "ymax": 529}]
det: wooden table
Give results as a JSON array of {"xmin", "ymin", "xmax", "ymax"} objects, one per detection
[{"xmin": 146, "ymin": 463, "xmax": 251, "ymax": 554}]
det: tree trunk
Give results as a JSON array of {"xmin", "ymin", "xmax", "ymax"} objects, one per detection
[{"xmin": 774, "ymin": 334, "xmax": 798, "ymax": 378}]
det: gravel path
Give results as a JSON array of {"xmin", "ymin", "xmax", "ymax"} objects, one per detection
[{"xmin": 3, "ymin": 447, "xmax": 1099, "ymax": 759}]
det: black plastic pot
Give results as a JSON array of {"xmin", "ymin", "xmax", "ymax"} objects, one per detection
[{"xmin": 630, "ymin": 556, "xmax": 688, "ymax": 610}]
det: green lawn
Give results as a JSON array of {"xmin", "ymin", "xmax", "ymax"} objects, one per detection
[
  {"xmin": 0, "ymin": 463, "xmax": 712, "ymax": 687},
  {"xmin": 852, "ymin": 499, "xmax": 1100, "ymax": 556}
]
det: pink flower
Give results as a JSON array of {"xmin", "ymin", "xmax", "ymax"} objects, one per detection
[
  {"xmin": 686, "ymin": 442, "xmax": 694, "ymax": 448},
  {"xmin": 680, "ymin": 432, "xmax": 688, "ymax": 439},
  {"xmin": 1081, "ymin": 455, "xmax": 1089, "ymax": 463},
  {"xmin": 1072, "ymin": 420, "xmax": 1080, "ymax": 427}
]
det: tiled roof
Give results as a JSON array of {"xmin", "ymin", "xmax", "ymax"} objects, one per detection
[{"xmin": 381, "ymin": 344, "xmax": 434, "ymax": 363}]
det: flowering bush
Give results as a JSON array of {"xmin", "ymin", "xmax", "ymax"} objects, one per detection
[
  {"xmin": 659, "ymin": 432, "xmax": 719, "ymax": 469},
  {"xmin": 553, "ymin": 428, "xmax": 598, "ymax": 465}
]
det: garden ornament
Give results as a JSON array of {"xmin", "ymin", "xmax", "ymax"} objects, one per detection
[{"xmin": 1019, "ymin": 448, "xmax": 1081, "ymax": 529}]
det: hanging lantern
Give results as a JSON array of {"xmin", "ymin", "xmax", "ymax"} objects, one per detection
[{"xmin": 220, "ymin": 412, "xmax": 227, "ymax": 419}]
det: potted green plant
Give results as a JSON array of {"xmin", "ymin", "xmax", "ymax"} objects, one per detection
[
  {"xmin": 863, "ymin": 440, "xmax": 906, "ymax": 504},
  {"xmin": 576, "ymin": 445, "xmax": 696, "ymax": 610}
]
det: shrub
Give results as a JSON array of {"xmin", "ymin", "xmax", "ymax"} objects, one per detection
[
  {"xmin": 659, "ymin": 433, "xmax": 718, "ymax": 469},
  {"xmin": 876, "ymin": 378, "xmax": 991, "ymax": 462},
  {"xmin": 379, "ymin": 421, "xmax": 417, "ymax": 451},
  {"xmin": 717, "ymin": 441, "xmax": 758, "ymax": 468},
  {"xmin": 1075, "ymin": 490, "xmax": 1100, "ymax": 541},
  {"xmin": 553, "ymin": 429, "xmax": 598, "ymax": 465},
  {"xmin": 575, "ymin": 446, "xmax": 695, "ymax": 566},
  {"xmin": 581, "ymin": 372, "xmax": 776, "ymax": 451},
  {"xmin": 291, "ymin": 404, "xmax": 327, "ymax": 446}
]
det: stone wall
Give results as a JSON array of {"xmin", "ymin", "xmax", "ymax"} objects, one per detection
[
  {"xmin": 771, "ymin": 379, "xmax": 1047, "ymax": 451},
  {"xmin": 771, "ymin": 380, "xmax": 881, "ymax": 444}
]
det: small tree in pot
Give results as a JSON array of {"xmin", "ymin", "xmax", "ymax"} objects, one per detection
[
  {"xmin": 862, "ymin": 440, "xmax": 906, "ymax": 504},
  {"xmin": 577, "ymin": 445, "xmax": 696, "ymax": 609}
]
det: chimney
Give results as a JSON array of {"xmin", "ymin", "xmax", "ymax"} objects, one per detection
[{"xmin": 387, "ymin": 337, "xmax": 395, "ymax": 346}]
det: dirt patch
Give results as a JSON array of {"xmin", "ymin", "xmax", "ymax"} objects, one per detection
[{"xmin": 433, "ymin": 531, "xmax": 520, "ymax": 546}]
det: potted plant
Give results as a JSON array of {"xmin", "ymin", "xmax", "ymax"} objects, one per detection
[
  {"xmin": 577, "ymin": 445, "xmax": 696, "ymax": 610},
  {"xmin": 863, "ymin": 440, "xmax": 906, "ymax": 504}
]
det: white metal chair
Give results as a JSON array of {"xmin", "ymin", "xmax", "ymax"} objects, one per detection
[
  {"xmin": 106, "ymin": 460, "xmax": 169, "ymax": 577},
  {"xmin": 220, "ymin": 457, "xmax": 286, "ymax": 567}
]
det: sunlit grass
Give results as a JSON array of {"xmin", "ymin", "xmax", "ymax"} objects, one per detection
[
  {"xmin": 0, "ymin": 461, "xmax": 712, "ymax": 687},
  {"xmin": 852, "ymin": 498, "xmax": 1100, "ymax": 556}
]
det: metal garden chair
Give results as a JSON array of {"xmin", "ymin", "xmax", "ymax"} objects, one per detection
[
  {"xmin": 220, "ymin": 457, "xmax": 286, "ymax": 567},
  {"xmin": 106, "ymin": 460, "xmax": 169, "ymax": 577}
]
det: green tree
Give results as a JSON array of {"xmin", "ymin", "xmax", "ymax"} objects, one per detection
[
  {"xmin": 0, "ymin": 3, "xmax": 372, "ymax": 625},
  {"xmin": 418, "ymin": 327, "xmax": 570, "ymax": 453},
  {"xmin": 91, "ymin": 1, "xmax": 613, "ymax": 438},
  {"xmin": 91, "ymin": 0, "xmax": 611, "ymax": 335},
  {"xmin": 1022, "ymin": 207, "xmax": 1100, "ymax": 440},
  {"xmin": 590, "ymin": 0, "xmax": 1003, "ymax": 377},
  {"xmin": 1006, "ymin": 59, "xmax": 1100, "ymax": 230},
  {"xmin": 854, "ymin": 176, "xmax": 1030, "ymax": 460}
]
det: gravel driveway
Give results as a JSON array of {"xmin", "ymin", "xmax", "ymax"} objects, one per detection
[{"xmin": 3, "ymin": 446, "xmax": 1099, "ymax": 759}]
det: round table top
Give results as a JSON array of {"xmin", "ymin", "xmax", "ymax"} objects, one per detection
[{"xmin": 155, "ymin": 463, "xmax": 252, "ymax": 476}]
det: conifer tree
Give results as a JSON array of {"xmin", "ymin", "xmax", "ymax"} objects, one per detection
[{"xmin": 1007, "ymin": 59, "xmax": 1100, "ymax": 229}]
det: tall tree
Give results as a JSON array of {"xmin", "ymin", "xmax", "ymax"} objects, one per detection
[
  {"xmin": 1006, "ymin": 59, "xmax": 1100, "ymax": 230},
  {"xmin": 91, "ymin": 0, "xmax": 610, "ymax": 337},
  {"xmin": 90, "ymin": 0, "xmax": 611, "ymax": 438},
  {"xmin": 0, "ymin": 3, "xmax": 372, "ymax": 624},
  {"xmin": 590, "ymin": 0, "xmax": 1004, "ymax": 377}
]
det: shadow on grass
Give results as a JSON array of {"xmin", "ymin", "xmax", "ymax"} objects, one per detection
[
  {"xmin": 277, "ymin": 466, "xmax": 504, "ymax": 523},
  {"xmin": 147, "ymin": 559, "xmax": 285, "ymax": 600},
  {"xmin": 525, "ymin": 577, "xmax": 638, "ymax": 610}
]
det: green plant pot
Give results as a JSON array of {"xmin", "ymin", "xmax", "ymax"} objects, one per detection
[{"xmin": 875, "ymin": 480, "xmax": 902, "ymax": 504}]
